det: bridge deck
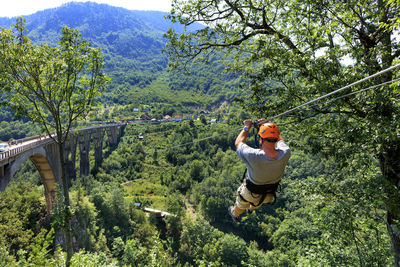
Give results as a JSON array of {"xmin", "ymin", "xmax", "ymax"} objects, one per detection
[
  {"xmin": 0, "ymin": 136, "xmax": 53, "ymax": 166},
  {"xmin": 0, "ymin": 123, "xmax": 125, "ymax": 166}
]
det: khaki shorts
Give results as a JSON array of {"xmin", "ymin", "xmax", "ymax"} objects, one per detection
[{"xmin": 235, "ymin": 182, "xmax": 275, "ymax": 210}]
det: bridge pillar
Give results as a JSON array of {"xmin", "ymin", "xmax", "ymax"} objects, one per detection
[
  {"xmin": 64, "ymin": 134, "xmax": 78, "ymax": 184},
  {"xmin": 93, "ymin": 128, "xmax": 105, "ymax": 170},
  {"xmin": 0, "ymin": 165, "xmax": 3, "ymax": 179},
  {"xmin": 106, "ymin": 126, "xmax": 118, "ymax": 147},
  {"xmin": 0, "ymin": 164, "xmax": 12, "ymax": 191},
  {"xmin": 118, "ymin": 124, "xmax": 126, "ymax": 141},
  {"xmin": 44, "ymin": 142, "xmax": 61, "ymax": 180},
  {"xmin": 79, "ymin": 131, "xmax": 92, "ymax": 177}
]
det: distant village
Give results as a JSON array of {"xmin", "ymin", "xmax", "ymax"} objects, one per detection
[{"xmin": 94, "ymin": 107, "xmax": 220, "ymax": 125}]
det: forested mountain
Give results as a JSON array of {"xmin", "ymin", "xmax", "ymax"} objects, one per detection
[
  {"xmin": 0, "ymin": 2, "xmax": 200, "ymax": 54},
  {"xmin": 0, "ymin": 2, "xmax": 243, "ymax": 143},
  {"xmin": 0, "ymin": 2, "xmax": 239, "ymax": 107}
]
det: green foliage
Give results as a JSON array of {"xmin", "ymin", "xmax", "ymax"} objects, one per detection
[
  {"xmin": 69, "ymin": 250, "xmax": 117, "ymax": 267},
  {"xmin": 188, "ymin": 159, "xmax": 204, "ymax": 182},
  {"xmin": 215, "ymin": 234, "xmax": 249, "ymax": 266},
  {"xmin": 295, "ymin": 166, "xmax": 392, "ymax": 265},
  {"xmin": 166, "ymin": 0, "xmax": 400, "ymax": 264},
  {"xmin": 0, "ymin": 120, "xmax": 41, "ymax": 142},
  {"xmin": 179, "ymin": 218, "xmax": 217, "ymax": 262},
  {"xmin": 70, "ymin": 188, "xmax": 99, "ymax": 252},
  {"xmin": 120, "ymin": 238, "xmax": 147, "ymax": 265},
  {"xmin": 0, "ymin": 20, "xmax": 109, "ymax": 140},
  {"xmin": 27, "ymin": 228, "xmax": 54, "ymax": 266},
  {"xmin": 0, "ymin": 181, "xmax": 47, "ymax": 257},
  {"xmin": 0, "ymin": 246, "xmax": 17, "ymax": 266}
]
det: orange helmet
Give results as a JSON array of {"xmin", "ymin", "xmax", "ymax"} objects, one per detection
[{"xmin": 258, "ymin": 123, "xmax": 279, "ymax": 139}]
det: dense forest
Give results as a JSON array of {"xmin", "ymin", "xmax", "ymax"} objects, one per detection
[
  {"xmin": 0, "ymin": 119, "xmax": 392, "ymax": 266},
  {"xmin": 0, "ymin": 1, "xmax": 399, "ymax": 266}
]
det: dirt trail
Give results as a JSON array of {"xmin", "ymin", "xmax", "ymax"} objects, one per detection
[{"xmin": 184, "ymin": 197, "xmax": 197, "ymax": 220}]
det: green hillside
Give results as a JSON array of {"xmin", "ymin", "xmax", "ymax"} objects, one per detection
[
  {"xmin": 0, "ymin": 2, "xmax": 244, "ymax": 142},
  {"xmin": 0, "ymin": 2, "xmax": 242, "ymax": 109}
]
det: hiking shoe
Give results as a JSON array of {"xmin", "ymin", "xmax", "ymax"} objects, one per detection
[{"xmin": 228, "ymin": 206, "xmax": 240, "ymax": 223}]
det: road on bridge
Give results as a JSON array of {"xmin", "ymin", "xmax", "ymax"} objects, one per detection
[{"xmin": 0, "ymin": 124, "xmax": 125, "ymax": 162}]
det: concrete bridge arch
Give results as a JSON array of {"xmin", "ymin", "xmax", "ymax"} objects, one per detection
[
  {"xmin": 0, "ymin": 123, "xmax": 126, "ymax": 213},
  {"xmin": 0, "ymin": 144, "xmax": 61, "ymax": 212}
]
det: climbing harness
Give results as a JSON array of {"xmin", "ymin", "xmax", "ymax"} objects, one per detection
[{"xmin": 238, "ymin": 169, "xmax": 281, "ymax": 206}]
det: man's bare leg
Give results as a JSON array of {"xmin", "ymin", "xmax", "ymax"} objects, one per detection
[{"xmin": 233, "ymin": 204, "xmax": 245, "ymax": 217}]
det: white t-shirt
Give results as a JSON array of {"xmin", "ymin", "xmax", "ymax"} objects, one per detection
[{"xmin": 236, "ymin": 141, "xmax": 291, "ymax": 185}]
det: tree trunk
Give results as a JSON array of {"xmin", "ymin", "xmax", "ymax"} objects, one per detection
[
  {"xmin": 377, "ymin": 9, "xmax": 399, "ymax": 261},
  {"xmin": 379, "ymin": 141, "xmax": 400, "ymax": 266},
  {"xmin": 58, "ymin": 141, "xmax": 73, "ymax": 267},
  {"xmin": 387, "ymin": 212, "xmax": 400, "ymax": 267}
]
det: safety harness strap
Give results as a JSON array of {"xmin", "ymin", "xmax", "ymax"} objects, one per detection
[
  {"xmin": 245, "ymin": 178, "xmax": 280, "ymax": 195},
  {"xmin": 240, "ymin": 169, "xmax": 280, "ymax": 206}
]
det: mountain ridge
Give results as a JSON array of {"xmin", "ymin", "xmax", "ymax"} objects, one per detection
[
  {"xmin": 0, "ymin": 2, "xmax": 202, "ymax": 42},
  {"xmin": 0, "ymin": 2, "xmax": 241, "ymax": 108}
]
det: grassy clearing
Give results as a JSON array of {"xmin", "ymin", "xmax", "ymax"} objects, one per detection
[{"xmin": 123, "ymin": 178, "xmax": 170, "ymax": 210}]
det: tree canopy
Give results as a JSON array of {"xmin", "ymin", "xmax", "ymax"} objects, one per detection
[
  {"xmin": 165, "ymin": 0, "xmax": 400, "ymax": 264},
  {"xmin": 0, "ymin": 17, "xmax": 109, "ymax": 266},
  {"xmin": 0, "ymin": 17, "xmax": 109, "ymax": 142}
]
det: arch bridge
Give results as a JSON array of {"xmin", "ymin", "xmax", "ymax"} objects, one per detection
[{"xmin": 0, "ymin": 123, "xmax": 126, "ymax": 212}]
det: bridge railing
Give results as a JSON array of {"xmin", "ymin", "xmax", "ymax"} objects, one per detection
[
  {"xmin": 0, "ymin": 137, "xmax": 53, "ymax": 162},
  {"xmin": 0, "ymin": 123, "xmax": 125, "ymax": 162}
]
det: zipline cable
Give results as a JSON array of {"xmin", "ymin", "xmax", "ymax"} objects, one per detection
[
  {"xmin": 257, "ymin": 63, "xmax": 400, "ymax": 125},
  {"xmin": 165, "ymin": 64, "xmax": 400, "ymax": 150},
  {"xmin": 306, "ymin": 77, "xmax": 400, "ymax": 110},
  {"xmin": 165, "ymin": 127, "xmax": 242, "ymax": 150},
  {"xmin": 279, "ymin": 77, "xmax": 400, "ymax": 126}
]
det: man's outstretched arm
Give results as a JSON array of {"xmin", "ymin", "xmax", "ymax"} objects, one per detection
[{"xmin": 235, "ymin": 120, "xmax": 252, "ymax": 149}]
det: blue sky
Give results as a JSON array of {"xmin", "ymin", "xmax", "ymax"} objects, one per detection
[{"xmin": 0, "ymin": 0, "xmax": 173, "ymax": 17}]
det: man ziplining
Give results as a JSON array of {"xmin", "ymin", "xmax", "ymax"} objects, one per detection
[{"xmin": 229, "ymin": 120, "xmax": 291, "ymax": 222}]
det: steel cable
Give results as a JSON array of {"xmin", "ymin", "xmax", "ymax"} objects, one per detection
[{"xmin": 165, "ymin": 64, "xmax": 400, "ymax": 150}]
